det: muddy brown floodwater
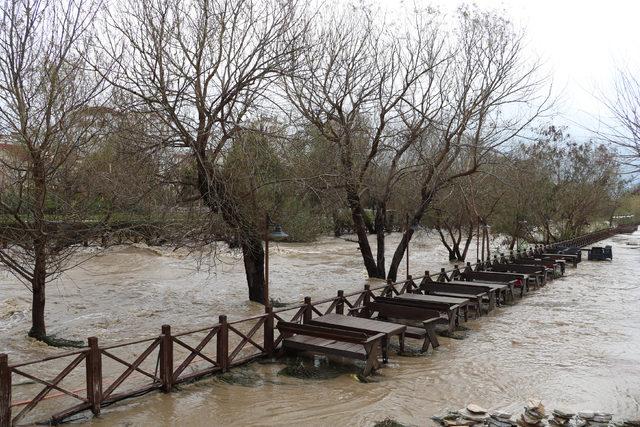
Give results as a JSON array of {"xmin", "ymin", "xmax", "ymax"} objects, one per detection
[{"xmin": 1, "ymin": 231, "xmax": 640, "ymax": 425}]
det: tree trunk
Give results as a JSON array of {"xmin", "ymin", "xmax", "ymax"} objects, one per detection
[
  {"xmin": 387, "ymin": 192, "xmax": 434, "ymax": 281},
  {"xmin": 29, "ymin": 155, "xmax": 47, "ymax": 340},
  {"xmin": 453, "ymin": 242, "xmax": 462, "ymax": 261},
  {"xmin": 29, "ymin": 256, "xmax": 47, "ymax": 340},
  {"xmin": 193, "ymin": 142, "xmax": 267, "ymax": 303},
  {"xmin": 459, "ymin": 223, "xmax": 474, "ymax": 261},
  {"xmin": 346, "ymin": 186, "xmax": 382, "ymax": 278},
  {"xmin": 387, "ymin": 228, "xmax": 413, "ymax": 282},
  {"xmin": 241, "ymin": 237, "xmax": 265, "ymax": 303},
  {"xmin": 374, "ymin": 202, "xmax": 386, "ymax": 278}
]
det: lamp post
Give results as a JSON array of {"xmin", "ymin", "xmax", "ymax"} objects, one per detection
[{"xmin": 264, "ymin": 214, "xmax": 288, "ymax": 307}]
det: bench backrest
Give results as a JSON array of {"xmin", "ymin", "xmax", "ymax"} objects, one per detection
[
  {"xmin": 466, "ymin": 271, "xmax": 523, "ymax": 283},
  {"xmin": 367, "ymin": 300, "xmax": 440, "ymax": 320},
  {"xmin": 512, "ymin": 257, "xmax": 557, "ymax": 268},
  {"xmin": 490, "ymin": 264, "xmax": 544, "ymax": 274},
  {"xmin": 373, "ymin": 295, "xmax": 458, "ymax": 311},
  {"xmin": 420, "ymin": 281, "xmax": 491, "ymax": 295},
  {"xmin": 277, "ymin": 321, "xmax": 369, "ymax": 344}
]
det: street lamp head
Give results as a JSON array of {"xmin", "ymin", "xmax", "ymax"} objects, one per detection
[{"xmin": 269, "ymin": 224, "xmax": 289, "ymax": 241}]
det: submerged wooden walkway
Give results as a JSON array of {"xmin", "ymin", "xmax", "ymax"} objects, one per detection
[{"xmin": 0, "ymin": 225, "xmax": 636, "ymax": 426}]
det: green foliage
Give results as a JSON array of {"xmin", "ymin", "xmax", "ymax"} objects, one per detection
[{"xmin": 490, "ymin": 126, "xmax": 624, "ymax": 243}]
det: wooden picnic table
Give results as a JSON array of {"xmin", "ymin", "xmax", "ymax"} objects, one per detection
[
  {"xmin": 420, "ymin": 281, "xmax": 495, "ymax": 312},
  {"xmin": 466, "ymin": 271, "xmax": 531, "ymax": 296},
  {"xmin": 542, "ymin": 253, "xmax": 579, "ymax": 267},
  {"xmin": 396, "ymin": 293, "xmax": 470, "ymax": 324},
  {"xmin": 490, "ymin": 264, "xmax": 547, "ymax": 287},
  {"xmin": 448, "ymin": 280, "xmax": 511, "ymax": 306},
  {"xmin": 427, "ymin": 291, "xmax": 484, "ymax": 318},
  {"xmin": 309, "ymin": 313, "xmax": 406, "ymax": 363},
  {"xmin": 417, "ymin": 281, "xmax": 495, "ymax": 316},
  {"xmin": 278, "ymin": 322, "xmax": 384, "ymax": 376}
]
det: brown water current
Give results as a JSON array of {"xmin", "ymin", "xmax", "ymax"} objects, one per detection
[{"xmin": 1, "ymin": 231, "xmax": 640, "ymax": 425}]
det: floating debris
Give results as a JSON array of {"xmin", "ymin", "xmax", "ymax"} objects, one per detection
[
  {"xmin": 373, "ymin": 418, "xmax": 407, "ymax": 427},
  {"xmin": 437, "ymin": 330, "xmax": 467, "ymax": 340},
  {"xmin": 217, "ymin": 366, "xmax": 264, "ymax": 387}
]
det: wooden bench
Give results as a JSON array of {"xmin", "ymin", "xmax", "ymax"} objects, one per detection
[
  {"xmin": 490, "ymin": 263, "xmax": 548, "ymax": 287},
  {"xmin": 419, "ymin": 282, "xmax": 493, "ymax": 315},
  {"xmin": 349, "ymin": 300, "xmax": 440, "ymax": 352},
  {"xmin": 542, "ymin": 253, "xmax": 579, "ymax": 267},
  {"xmin": 277, "ymin": 321, "xmax": 385, "ymax": 376},
  {"xmin": 438, "ymin": 280, "xmax": 502, "ymax": 313},
  {"xmin": 512, "ymin": 257, "xmax": 564, "ymax": 276},
  {"xmin": 373, "ymin": 296, "xmax": 460, "ymax": 333},
  {"xmin": 463, "ymin": 271, "xmax": 526, "ymax": 299}
]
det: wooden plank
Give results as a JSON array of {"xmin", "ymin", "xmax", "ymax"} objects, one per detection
[
  {"xmin": 396, "ymin": 293, "xmax": 469, "ymax": 306},
  {"xmin": 0, "ymin": 354, "xmax": 10, "ymax": 427},
  {"xmin": 217, "ymin": 315, "xmax": 229, "ymax": 372},
  {"xmin": 311, "ymin": 314, "xmax": 406, "ymax": 336},
  {"xmin": 86, "ymin": 337, "xmax": 102, "ymax": 415},
  {"xmin": 283, "ymin": 336, "xmax": 367, "ymax": 360},
  {"xmin": 160, "ymin": 325, "xmax": 173, "ymax": 393}
]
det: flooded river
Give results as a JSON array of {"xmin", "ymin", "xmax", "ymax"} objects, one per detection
[{"xmin": 1, "ymin": 231, "xmax": 640, "ymax": 425}]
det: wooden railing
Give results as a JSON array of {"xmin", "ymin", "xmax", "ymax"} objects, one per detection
[{"xmin": 1, "ymin": 225, "xmax": 633, "ymax": 426}]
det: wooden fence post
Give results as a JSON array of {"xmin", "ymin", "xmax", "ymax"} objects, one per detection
[
  {"xmin": 303, "ymin": 297, "xmax": 312, "ymax": 324},
  {"xmin": 405, "ymin": 275, "xmax": 414, "ymax": 293},
  {"xmin": 0, "ymin": 354, "xmax": 10, "ymax": 427},
  {"xmin": 86, "ymin": 337, "xmax": 102, "ymax": 415},
  {"xmin": 160, "ymin": 325, "xmax": 173, "ymax": 392},
  {"xmin": 385, "ymin": 279, "xmax": 394, "ymax": 296},
  {"xmin": 217, "ymin": 315, "xmax": 229, "ymax": 372},
  {"xmin": 336, "ymin": 290, "xmax": 344, "ymax": 315},
  {"xmin": 363, "ymin": 285, "xmax": 371, "ymax": 317},
  {"xmin": 264, "ymin": 307, "xmax": 274, "ymax": 357}
]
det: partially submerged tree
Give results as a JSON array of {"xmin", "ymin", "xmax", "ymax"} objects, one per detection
[
  {"xmin": 286, "ymin": 6, "xmax": 550, "ymax": 281},
  {"xmin": 101, "ymin": 0, "xmax": 307, "ymax": 303},
  {"xmin": 385, "ymin": 7, "xmax": 551, "ymax": 280},
  {"xmin": 284, "ymin": 6, "xmax": 447, "ymax": 279},
  {"xmin": 0, "ymin": 0, "xmax": 107, "ymax": 342}
]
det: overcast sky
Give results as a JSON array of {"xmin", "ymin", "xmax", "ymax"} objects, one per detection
[{"xmin": 377, "ymin": 0, "xmax": 640, "ymax": 139}]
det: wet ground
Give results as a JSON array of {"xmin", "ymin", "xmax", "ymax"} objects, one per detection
[{"xmin": 1, "ymin": 231, "xmax": 639, "ymax": 425}]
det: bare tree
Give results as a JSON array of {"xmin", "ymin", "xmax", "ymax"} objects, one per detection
[
  {"xmin": 284, "ymin": 6, "xmax": 447, "ymax": 278},
  {"xmin": 286, "ymin": 5, "xmax": 551, "ymax": 281},
  {"xmin": 385, "ymin": 7, "xmax": 552, "ymax": 281},
  {"xmin": 99, "ymin": 0, "xmax": 307, "ymax": 303},
  {"xmin": 600, "ymin": 66, "xmax": 640, "ymax": 173},
  {"xmin": 0, "ymin": 0, "xmax": 106, "ymax": 342}
]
